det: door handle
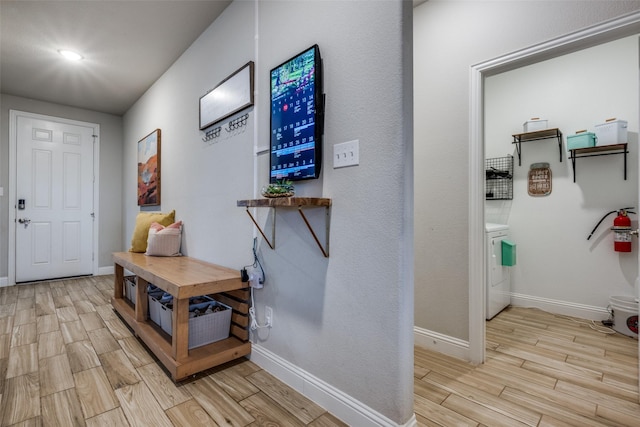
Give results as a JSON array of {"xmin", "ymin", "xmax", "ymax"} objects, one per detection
[{"xmin": 18, "ymin": 218, "xmax": 31, "ymax": 228}]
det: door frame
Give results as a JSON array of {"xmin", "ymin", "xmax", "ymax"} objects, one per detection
[
  {"xmin": 468, "ymin": 12, "xmax": 640, "ymax": 364},
  {"xmin": 8, "ymin": 110, "xmax": 100, "ymax": 285}
]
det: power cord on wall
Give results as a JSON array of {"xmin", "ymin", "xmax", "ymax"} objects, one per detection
[
  {"xmin": 249, "ymin": 287, "xmax": 269, "ymax": 330},
  {"xmin": 243, "ymin": 238, "xmax": 270, "ymax": 330}
]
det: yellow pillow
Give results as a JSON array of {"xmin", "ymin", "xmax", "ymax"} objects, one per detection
[{"xmin": 129, "ymin": 210, "xmax": 175, "ymax": 253}]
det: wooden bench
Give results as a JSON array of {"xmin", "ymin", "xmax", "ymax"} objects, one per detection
[{"xmin": 111, "ymin": 252, "xmax": 251, "ymax": 381}]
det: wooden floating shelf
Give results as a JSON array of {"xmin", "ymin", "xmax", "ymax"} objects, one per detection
[
  {"xmin": 237, "ymin": 197, "xmax": 332, "ymax": 208},
  {"xmin": 511, "ymin": 128, "xmax": 563, "ymax": 166},
  {"xmin": 568, "ymin": 143, "xmax": 628, "ymax": 182},
  {"xmin": 512, "ymin": 128, "xmax": 562, "ymax": 141},
  {"xmin": 237, "ymin": 197, "xmax": 332, "ymax": 257},
  {"xmin": 569, "ymin": 143, "xmax": 627, "ymax": 156}
]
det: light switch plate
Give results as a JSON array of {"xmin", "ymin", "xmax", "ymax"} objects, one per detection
[{"xmin": 333, "ymin": 140, "xmax": 359, "ymax": 168}]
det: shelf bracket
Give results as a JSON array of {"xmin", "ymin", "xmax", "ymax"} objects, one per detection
[
  {"xmin": 513, "ymin": 139, "xmax": 522, "ymax": 166},
  {"xmin": 297, "ymin": 206, "xmax": 331, "ymax": 257},
  {"xmin": 557, "ymin": 131, "xmax": 563, "ymax": 163},
  {"xmin": 244, "ymin": 207, "xmax": 275, "ymax": 250}
]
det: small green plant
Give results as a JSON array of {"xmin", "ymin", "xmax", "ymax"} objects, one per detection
[{"xmin": 262, "ymin": 180, "xmax": 294, "ymax": 197}]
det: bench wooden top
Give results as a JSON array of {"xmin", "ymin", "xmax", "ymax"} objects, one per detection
[{"xmin": 113, "ymin": 252, "xmax": 246, "ymax": 298}]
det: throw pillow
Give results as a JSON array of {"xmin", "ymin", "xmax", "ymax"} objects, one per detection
[
  {"xmin": 129, "ymin": 210, "xmax": 175, "ymax": 253},
  {"xmin": 146, "ymin": 221, "xmax": 183, "ymax": 257}
]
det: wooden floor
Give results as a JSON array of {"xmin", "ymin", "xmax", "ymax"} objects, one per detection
[
  {"xmin": 0, "ymin": 275, "xmax": 346, "ymax": 426},
  {"xmin": 3, "ymin": 276, "xmax": 639, "ymax": 426},
  {"xmin": 415, "ymin": 306, "xmax": 640, "ymax": 426}
]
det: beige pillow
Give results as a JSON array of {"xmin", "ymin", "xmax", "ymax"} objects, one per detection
[
  {"xmin": 146, "ymin": 221, "xmax": 183, "ymax": 257},
  {"xmin": 129, "ymin": 210, "xmax": 175, "ymax": 253}
]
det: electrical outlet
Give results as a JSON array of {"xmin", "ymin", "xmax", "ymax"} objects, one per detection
[{"xmin": 265, "ymin": 306, "xmax": 273, "ymax": 327}]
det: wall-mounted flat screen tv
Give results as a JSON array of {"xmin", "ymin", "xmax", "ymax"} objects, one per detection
[{"xmin": 270, "ymin": 44, "xmax": 324, "ymax": 182}]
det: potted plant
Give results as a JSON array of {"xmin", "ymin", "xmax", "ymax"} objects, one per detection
[{"xmin": 261, "ymin": 180, "xmax": 295, "ymax": 198}]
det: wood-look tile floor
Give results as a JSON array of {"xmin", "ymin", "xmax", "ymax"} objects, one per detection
[
  {"xmin": 0, "ymin": 275, "xmax": 347, "ymax": 426},
  {"xmin": 4, "ymin": 276, "xmax": 639, "ymax": 426},
  {"xmin": 415, "ymin": 306, "xmax": 640, "ymax": 427}
]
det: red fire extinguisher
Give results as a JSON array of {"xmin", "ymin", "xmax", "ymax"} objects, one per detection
[
  {"xmin": 587, "ymin": 207, "xmax": 636, "ymax": 252},
  {"xmin": 612, "ymin": 209, "xmax": 632, "ymax": 252}
]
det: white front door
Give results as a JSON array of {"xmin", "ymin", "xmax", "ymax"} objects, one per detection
[{"xmin": 13, "ymin": 113, "xmax": 95, "ymax": 283}]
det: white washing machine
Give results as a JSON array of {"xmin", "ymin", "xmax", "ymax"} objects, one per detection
[{"xmin": 486, "ymin": 223, "xmax": 511, "ymax": 320}]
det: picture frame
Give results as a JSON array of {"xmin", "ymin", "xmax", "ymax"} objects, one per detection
[
  {"xmin": 137, "ymin": 129, "xmax": 161, "ymax": 206},
  {"xmin": 199, "ymin": 61, "xmax": 254, "ymax": 130}
]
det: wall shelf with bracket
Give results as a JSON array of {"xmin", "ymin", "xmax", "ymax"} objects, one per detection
[
  {"xmin": 568, "ymin": 143, "xmax": 628, "ymax": 182},
  {"xmin": 512, "ymin": 128, "xmax": 563, "ymax": 166},
  {"xmin": 237, "ymin": 197, "xmax": 332, "ymax": 257}
]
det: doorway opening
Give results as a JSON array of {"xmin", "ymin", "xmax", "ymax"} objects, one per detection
[{"xmin": 469, "ymin": 12, "xmax": 640, "ymax": 363}]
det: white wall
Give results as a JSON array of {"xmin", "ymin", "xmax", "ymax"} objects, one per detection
[
  {"xmin": 414, "ymin": 1, "xmax": 640, "ymax": 342},
  {"xmin": 123, "ymin": 1, "xmax": 414, "ymax": 425},
  {"xmin": 0, "ymin": 94, "xmax": 124, "ymax": 274},
  {"xmin": 485, "ymin": 36, "xmax": 639, "ymax": 314},
  {"xmin": 123, "ymin": 1, "xmax": 255, "ymax": 268}
]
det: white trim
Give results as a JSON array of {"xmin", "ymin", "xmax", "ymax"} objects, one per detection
[
  {"xmin": 97, "ymin": 266, "xmax": 115, "ymax": 276},
  {"xmin": 511, "ymin": 293, "xmax": 610, "ymax": 321},
  {"xmin": 468, "ymin": 55, "xmax": 485, "ymax": 365},
  {"xmin": 0, "ymin": 277, "xmax": 9, "ymax": 288},
  {"xmin": 92, "ymin": 130, "xmax": 101, "ymax": 282},
  {"xmin": 250, "ymin": 344, "xmax": 417, "ymax": 427},
  {"xmin": 9, "ymin": 110, "xmax": 101, "ymax": 285},
  {"xmin": 468, "ymin": 11, "xmax": 640, "ymax": 364},
  {"xmin": 414, "ymin": 326, "xmax": 470, "ymax": 361}
]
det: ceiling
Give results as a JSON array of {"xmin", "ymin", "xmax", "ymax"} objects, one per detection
[{"xmin": 0, "ymin": 1, "xmax": 232, "ymax": 116}]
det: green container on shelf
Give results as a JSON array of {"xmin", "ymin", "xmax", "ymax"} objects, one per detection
[
  {"xmin": 502, "ymin": 240, "xmax": 516, "ymax": 266},
  {"xmin": 567, "ymin": 131, "xmax": 596, "ymax": 150}
]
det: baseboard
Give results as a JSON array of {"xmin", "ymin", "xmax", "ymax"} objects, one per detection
[
  {"xmin": 249, "ymin": 344, "xmax": 417, "ymax": 427},
  {"xmin": 510, "ymin": 292, "xmax": 609, "ymax": 321},
  {"xmin": 413, "ymin": 326, "xmax": 470, "ymax": 361},
  {"xmin": 0, "ymin": 277, "xmax": 9, "ymax": 287},
  {"xmin": 97, "ymin": 266, "xmax": 114, "ymax": 276},
  {"xmin": 412, "ymin": 294, "xmax": 608, "ymax": 361}
]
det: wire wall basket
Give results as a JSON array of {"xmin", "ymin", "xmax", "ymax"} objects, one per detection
[{"xmin": 486, "ymin": 155, "xmax": 513, "ymax": 200}]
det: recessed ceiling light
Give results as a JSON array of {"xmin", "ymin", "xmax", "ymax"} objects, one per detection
[{"xmin": 58, "ymin": 49, "xmax": 83, "ymax": 61}]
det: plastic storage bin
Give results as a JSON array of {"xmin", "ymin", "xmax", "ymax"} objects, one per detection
[
  {"xmin": 595, "ymin": 119, "xmax": 627, "ymax": 146},
  {"xmin": 147, "ymin": 285, "xmax": 164, "ymax": 325},
  {"xmin": 159, "ymin": 296, "xmax": 232, "ymax": 349},
  {"xmin": 523, "ymin": 118, "xmax": 548, "ymax": 132},
  {"xmin": 158, "ymin": 295, "xmax": 208, "ymax": 336},
  {"xmin": 567, "ymin": 131, "xmax": 596, "ymax": 150},
  {"xmin": 124, "ymin": 276, "xmax": 136, "ymax": 304},
  {"xmin": 610, "ymin": 295, "xmax": 638, "ymax": 338}
]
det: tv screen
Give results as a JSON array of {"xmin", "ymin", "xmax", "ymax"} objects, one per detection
[{"xmin": 270, "ymin": 45, "xmax": 324, "ymax": 182}]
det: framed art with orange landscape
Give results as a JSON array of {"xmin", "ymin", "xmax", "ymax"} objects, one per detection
[{"xmin": 137, "ymin": 129, "xmax": 161, "ymax": 206}]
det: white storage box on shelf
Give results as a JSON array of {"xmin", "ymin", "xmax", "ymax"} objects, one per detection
[
  {"xmin": 124, "ymin": 276, "xmax": 136, "ymax": 304},
  {"xmin": 523, "ymin": 118, "xmax": 548, "ymax": 132},
  {"xmin": 147, "ymin": 286, "xmax": 165, "ymax": 326},
  {"xmin": 594, "ymin": 118, "xmax": 627, "ymax": 146},
  {"xmin": 158, "ymin": 295, "xmax": 232, "ymax": 349}
]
